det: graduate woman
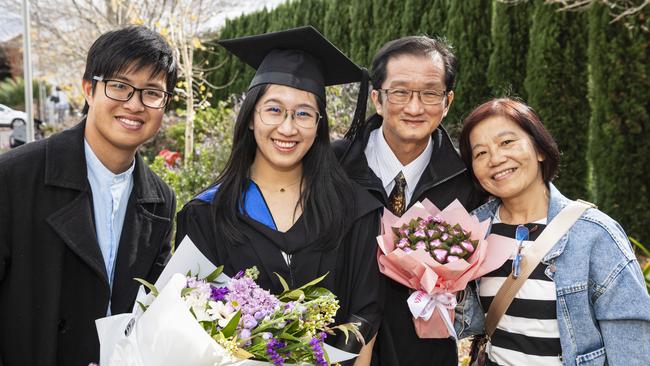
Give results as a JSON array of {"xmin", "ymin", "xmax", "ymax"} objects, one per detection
[{"xmin": 175, "ymin": 27, "xmax": 382, "ymax": 364}]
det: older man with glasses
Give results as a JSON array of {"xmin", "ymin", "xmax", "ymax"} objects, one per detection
[
  {"xmin": 334, "ymin": 36, "xmax": 486, "ymax": 366},
  {"xmin": 0, "ymin": 26, "xmax": 177, "ymax": 366}
]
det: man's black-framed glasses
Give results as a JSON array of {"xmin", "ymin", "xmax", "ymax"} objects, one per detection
[
  {"xmin": 380, "ymin": 88, "xmax": 447, "ymax": 105},
  {"xmin": 92, "ymin": 76, "xmax": 171, "ymax": 109},
  {"xmin": 255, "ymin": 104, "xmax": 321, "ymax": 129}
]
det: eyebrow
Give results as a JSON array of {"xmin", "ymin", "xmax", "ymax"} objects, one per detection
[
  {"xmin": 471, "ymin": 130, "xmax": 519, "ymax": 151},
  {"xmin": 261, "ymin": 98, "xmax": 317, "ymax": 109},
  {"xmin": 113, "ymin": 74, "xmax": 166, "ymax": 89},
  {"xmin": 387, "ymin": 80, "xmax": 444, "ymax": 89}
]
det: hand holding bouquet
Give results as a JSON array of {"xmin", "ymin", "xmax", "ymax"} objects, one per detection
[{"xmin": 377, "ymin": 199, "xmax": 515, "ymax": 339}]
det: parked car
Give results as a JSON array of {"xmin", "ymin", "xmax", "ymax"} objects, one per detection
[
  {"xmin": 0, "ymin": 103, "xmax": 27, "ymax": 128},
  {"xmin": 10, "ymin": 118, "xmax": 44, "ymax": 148}
]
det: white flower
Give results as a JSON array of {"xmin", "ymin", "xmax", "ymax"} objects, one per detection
[{"xmin": 208, "ymin": 301, "xmax": 237, "ymax": 328}]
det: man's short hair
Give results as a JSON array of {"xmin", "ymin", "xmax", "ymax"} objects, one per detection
[
  {"xmin": 82, "ymin": 26, "xmax": 177, "ymax": 113},
  {"xmin": 370, "ymin": 36, "xmax": 457, "ymax": 93}
]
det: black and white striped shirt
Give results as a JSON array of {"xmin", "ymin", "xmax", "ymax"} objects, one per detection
[{"xmin": 478, "ymin": 214, "xmax": 562, "ymax": 365}]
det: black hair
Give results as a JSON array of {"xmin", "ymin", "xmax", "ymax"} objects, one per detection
[
  {"xmin": 370, "ymin": 36, "xmax": 457, "ymax": 92},
  {"xmin": 82, "ymin": 26, "xmax": 177, "ymax": 114},
  {"xmin": 212, "ymin": 84, "xmax": 355, "ymax": 250},
  {"xmin": 459, "ymin": 97, "xmax": 560, "ymax": 193}
]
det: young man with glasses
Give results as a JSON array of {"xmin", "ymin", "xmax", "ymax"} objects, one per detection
[
  {"xmin": 0, "ymin": 26, "xmax": 177, "ymax": 365},
  {"xmin": 335, "ymin": 36, "xmax": 485, "ymax": 365}
]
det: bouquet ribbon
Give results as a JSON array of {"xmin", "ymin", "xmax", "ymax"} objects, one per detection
[{"xmin": 407, "ymin": 291, "xmax": 457, "ymax": 339}]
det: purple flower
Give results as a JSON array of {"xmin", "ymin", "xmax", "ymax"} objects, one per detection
[
  {"xmin": 239, "ymin": 328, "xmax": 251, "ymax": 340},
  {"xmin": 309, "ymin": 332, "xmax": 328, "ymax": 366},
  {"xmin": 415, "ymin": 241, "xmax": 426, "ymax": 250},
  {"xmin": 241, "ymin": 314, "xmax": 257, "ymax": 329},
  {"xmin": 399, "ymin": 228, "xmax": 410, "ymax": 236},
  {"xmin": 461, "ymin": 240, "xmax": 475, "ymax": 253},
  {"xmin": 441, "ymin": 233, "xmax": 449, "ymax": 241},
  {"xmin": 447, "ymin": 255, "xmax": 460, "ymax": 263},
  {"xmin": 210, "ymin": 286, "xmax": 229, "ymax": 301},
  {"xmin": 433, "ymin": 249, "xmax": 447, "ymax": 263},
  {"xmin": 397, "ymin": 238, "xmax": 409, "ymax": 249},
  {"xmin": 414, "ymin": 229, "xmax": 426, "ymax": 238},
  {"xmin": 266, "ymin": 338, "xmax": 286, "ymax": 366},
  {"xmin": 449, "ymin": 245, "xmax": 464, "ymax": 255},
  {"xmin": 233, "ymin": 270, "xmax": 245, "ymax": 279},
  {"xmin": 430, "ymin": 239, "xmax": 442, "ymax": 247}
]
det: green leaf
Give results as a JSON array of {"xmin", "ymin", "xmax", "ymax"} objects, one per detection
[
  {"xmin": 221, "ymin": 310, "xmax": 241, "ymax": 338},
  {"xmin": 274, "ymin": 272, "xmax": 290, "ymax": 292},
  {"xmin": 134, "ymin": 278, "xmax": 158, "ymax": 297},
  {"xmin": 205, "ymin": 265, "xmax": 224, "ymax": 283},
  {"xmin": 281, "ymin": 289, "xmax": 304, "ymax": 300},
  {"xmin": 136, "ymin": 301, "xmax": 147, "ymax": 312},
  {"xmin": 181, "ymin": 287, "xmax": 194, "ymax": 297},
  {"xmin": 295, "ymin": 272, "xmax": 329, "ymax": 291},
  {"xmin": 630, "ymin": 237, "xmax": 650, "ymax": 258}
]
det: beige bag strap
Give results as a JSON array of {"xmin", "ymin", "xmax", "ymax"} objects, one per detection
[{"xmin": 484, "ymin": 199, "xmax": 595, "ymax": 338}]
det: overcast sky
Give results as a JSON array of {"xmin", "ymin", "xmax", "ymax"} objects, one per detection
[{"xmin": 0, "ymin": 0, "xmax": 286, "ymax": 43}]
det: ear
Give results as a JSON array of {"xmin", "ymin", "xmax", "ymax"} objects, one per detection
[
  {"xmin": 82, "ymin": 79, "xmax": 94, "ymax": 107},
  {"xmin": 443, "ymin": 90, "xmax": 454, "ymax": 117},
  {"xmin": 370, "ymin": 89, "xmax": 384, "ymax": 117}
]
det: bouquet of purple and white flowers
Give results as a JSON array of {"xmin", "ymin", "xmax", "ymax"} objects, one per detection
[{"xmin": 95, "ymin": 237, "xmax": 359, "ymax": 366}]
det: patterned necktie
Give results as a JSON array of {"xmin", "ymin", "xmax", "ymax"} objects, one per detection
[{"xmin": 388, "ymin": 171, "xmax": 407, "ymax": 216}]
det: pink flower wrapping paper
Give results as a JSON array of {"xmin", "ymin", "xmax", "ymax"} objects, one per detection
[{"xmin": 376, "ymin": 199, "xmax": 515, "ymax": 338}]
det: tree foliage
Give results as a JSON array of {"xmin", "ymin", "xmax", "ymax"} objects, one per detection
[
  {"xmin": 588, "ymin": 3, "xmax": 650, "ymax": 242},
  {"xmin": 525, "ymin": 0, "xmax": 589, "ymax": 199}
]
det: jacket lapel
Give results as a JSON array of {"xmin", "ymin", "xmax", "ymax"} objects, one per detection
[
  {"xmin": 44, "ymin": 121, "xmax": 109, "ymax": 287},
  {"xmin": 111, "ymin": 154, "xmax": 169, "ymax": 312}
]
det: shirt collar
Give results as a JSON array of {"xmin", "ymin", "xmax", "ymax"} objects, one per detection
[
  {"xmin": 84, "ymin": 139, "xmax": 135, "ymax": 185},
  {"xmin": 366, "ymin": 125, "xmax": 433, "ymax": 193}
]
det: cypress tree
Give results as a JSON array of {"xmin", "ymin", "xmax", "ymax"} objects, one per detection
[
  {"xmin": 419, "ymin": 0, "xmax": 448, "ymax": 38},
  {"xmin": 588, "ymin": 4, "xmax": 650, "ymax": 242},
  {"xmin": 401, "ymin": 0, "xmax": 427, "ymax": 35},
  {"xmin": 444, "ymin": 0, "xmax": 492, "ymax": 137},
  {"xmin": 324, "ymin": 0, "xmax": 351, "ymax": 54},
  {"xmin": 487, "ymin": 0, "xmax": 531, "ymax": 99},
  {"xmin": 350, "ymin": 0, "xmax": 374, "ymax": 64},
  {"xmin": 524, "ymin": 0, "xmax": 589, "ymax": 200}
]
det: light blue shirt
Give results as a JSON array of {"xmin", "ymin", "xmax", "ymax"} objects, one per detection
[
  {"xmin": 84, "ymin": 140, "xmax": 134, "ymax": 314},
  {"xmin": 364, "ymin": 126, "xmax": 433, "ymax": 205}
]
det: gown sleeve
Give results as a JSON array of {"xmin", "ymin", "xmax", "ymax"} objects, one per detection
[
  {"xmin": 334, "ymin": 206, "xmax": 384, "ymax": 352},
  {"xmin": 175, "ymin": 200, "xmax": 221, "ymax": 265}
]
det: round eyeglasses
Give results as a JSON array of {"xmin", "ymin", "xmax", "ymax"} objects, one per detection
[
  {"xmin": 255, "ymin": 104, "xmax": 321, "ymax": 129},
  {"xmin": 92, "ymin": 76, "xmax": 171, "ymax": 109},
  {"xmin": 380, "ymin": 88, "xmax": 447, "ymax": 105}
]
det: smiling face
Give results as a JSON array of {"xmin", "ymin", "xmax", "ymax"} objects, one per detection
[
  {"xmin": 83, "ymin": 65, "xmax": 167, "ymax": 157},
  {"xmin": 249, "ymin": 84, "xmax": 319, "ymax": 173},
  {"xmin": 370, "ymin": 53, "xmax": 454, "ymax": 152},
  {"xmin": 469, "ymin": 115, "xmax": 547, "ymax": 201}
]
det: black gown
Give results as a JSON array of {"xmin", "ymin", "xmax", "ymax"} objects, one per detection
[{"xmin": 175, "ymin": 180, "xmax": 384, "ymax": 354}]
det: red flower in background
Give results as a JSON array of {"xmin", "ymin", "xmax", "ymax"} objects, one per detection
[{"xmin": 158, "ymin": 149, "xmax": 181, "ymax": 168}]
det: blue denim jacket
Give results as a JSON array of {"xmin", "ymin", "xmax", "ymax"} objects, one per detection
[{"xmin": 455, "ymin": 184, "xmax": 650, "ymax": 365}]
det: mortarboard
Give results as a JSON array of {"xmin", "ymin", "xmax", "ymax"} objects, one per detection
[{"xmin": 219, "ymin": 26, "xmax": 368, "ymax": 145}]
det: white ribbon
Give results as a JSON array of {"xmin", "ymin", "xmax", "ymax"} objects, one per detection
[{"xmin": 407, "ymin": 291, "xmax": 458, "ymax": 339}]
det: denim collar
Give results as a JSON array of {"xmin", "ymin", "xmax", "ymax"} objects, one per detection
[{"xmin": 471, "ymin": 183, "xmax": 572, "ymax": 263}]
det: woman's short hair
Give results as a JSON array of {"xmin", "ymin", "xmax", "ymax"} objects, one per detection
[{"xmin": 459, "ymin": 97, "xmax": 560, "ymax": 188}]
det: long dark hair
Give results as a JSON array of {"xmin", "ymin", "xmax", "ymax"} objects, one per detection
[{"xmin": 212, "ymin": 84, "xmax": 355, "ymax": 250}]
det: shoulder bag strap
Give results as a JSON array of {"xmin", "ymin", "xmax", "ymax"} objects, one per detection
[{"xmin": 484, "ymin": 199, "xmax": 595, "ymax": 338}]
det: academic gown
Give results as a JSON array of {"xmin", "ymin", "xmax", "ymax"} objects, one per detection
[{"xmin": 175, "ymin": 180, "xmax": 384, "ymax": 354}]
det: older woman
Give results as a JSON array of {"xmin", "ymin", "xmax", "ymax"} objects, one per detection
[{"xmin": 455, "ymin": 98, "xmax": 650, "ymax": 366}]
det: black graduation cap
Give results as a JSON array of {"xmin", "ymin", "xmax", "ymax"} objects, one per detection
[{"xmin": 219, "ymin": 26, "xmax": 368, "ymax": 144}]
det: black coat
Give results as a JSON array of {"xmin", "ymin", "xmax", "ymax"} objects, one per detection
[
  {"xmin": 175, "ymin": 182, "xmax": 384, "ymax": 354},
  {"xmin": 333, "ymin": 114, "xmax": 485, "ymax": 366},
  {"xmin": 0, "ymin": 122, "xmax": 175, "ymax": 366}
]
